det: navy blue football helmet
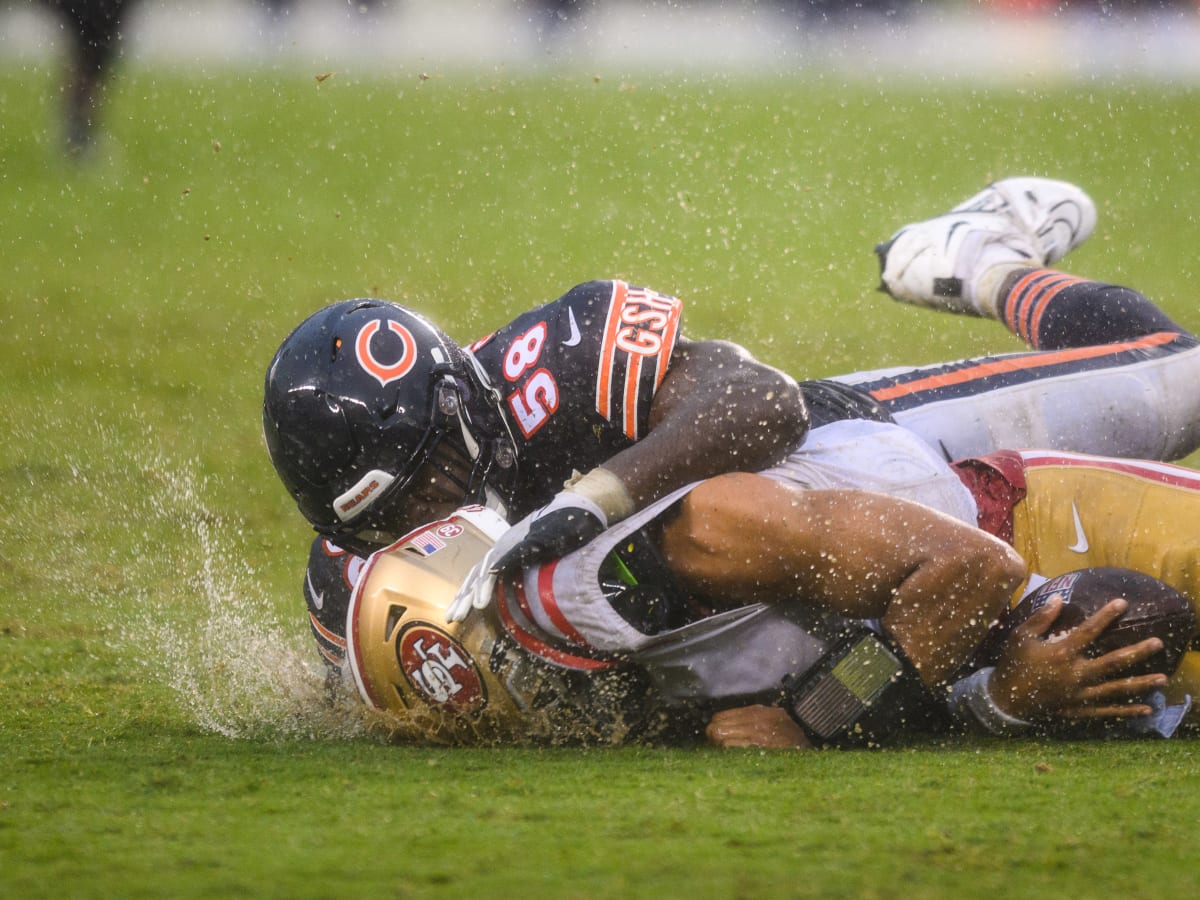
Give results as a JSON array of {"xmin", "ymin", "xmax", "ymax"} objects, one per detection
[{"xmin": 263, "ymin": 299, "xmax": 516, "ymax": 553}]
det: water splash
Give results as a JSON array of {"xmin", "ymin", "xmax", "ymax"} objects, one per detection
[
  {"xmin": 117, "ymin": 450, "xmax": 367, "ymax": 742},
  {"xmin": 94, "ymin": 442, "xmax": 670, "ymax": 747}
]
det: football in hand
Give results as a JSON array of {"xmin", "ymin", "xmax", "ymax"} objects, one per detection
[{"xmin": 979, "ymin": 567, "xmax": 1196, "ymax": 677}]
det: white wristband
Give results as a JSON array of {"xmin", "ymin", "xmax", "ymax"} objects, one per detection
[
  {"xmin": 563, "ymin": 467, "xmax": 635, "ymax": 523},
  {"xmin": 947, "ymin": 667, "xmax": 1034, "ymax": 736}
]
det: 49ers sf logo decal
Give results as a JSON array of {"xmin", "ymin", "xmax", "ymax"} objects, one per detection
[
  {"xmin": 396, "ymin": 624, "xmax": 487, "ymax": 713},
  {"xmin": 356, "ymin": 319, "xmax": 417, "ymax": 387}
]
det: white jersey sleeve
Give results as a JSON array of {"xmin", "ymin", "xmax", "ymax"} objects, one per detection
[
  {"xmin": 493, "ymin": 419, "xmax": 980, "ymax": 709},
  {"xmin": 760, "ymin": 419, "xmax": 979, "ymax": 526},
  {"xmin": 497, "ymin": 483, "xmax": 842, "ymax": 705}
]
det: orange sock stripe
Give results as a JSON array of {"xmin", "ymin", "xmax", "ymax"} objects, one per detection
[
  {"xmin": 1025, "ymin": 274, "xmax": 1087, "ymax": 347},
  {"xmin": 1002, "ymin": 269, "xmax": 1047, "ymax": 343},
  {"xmin": 1003, "ymin": 270, "xmax": 1085, "ymax": 347}
]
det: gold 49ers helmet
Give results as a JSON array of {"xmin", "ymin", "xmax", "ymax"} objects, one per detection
[{"xmin": 345, "ymin": 506, "xmax": 535, "ymax": 744}]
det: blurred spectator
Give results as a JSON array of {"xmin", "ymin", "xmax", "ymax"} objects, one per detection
[
  {"xmin": 40, "ymin": 0, "xmax": 138, "ymax": 155},
  {"xmin": 775, "ymin": 0, "xmax": 915, "ymax": 23},
  {"xmin": 988, "ymin": 0, "xmax": 1196, "ymax": 14},
  {"xmin": 257, "ymin": 0, "xmax": 387, "ymax": 15},
  {"xmin": 527, "ymin": 0, "xmax": 586, "ymax": 35}
]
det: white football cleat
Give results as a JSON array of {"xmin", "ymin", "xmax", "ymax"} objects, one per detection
[
  {"xmin": 876, "ymin": 177, "xmax": 1096, "ymax": 317},
  {"xmin": 952, "ymin": 177, "xmax": 1096, "ymax": 266}
]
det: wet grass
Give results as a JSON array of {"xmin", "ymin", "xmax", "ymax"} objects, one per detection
[{"xmin": 3, "ymin": 58, "xmax": 1200, "ymax": 896}]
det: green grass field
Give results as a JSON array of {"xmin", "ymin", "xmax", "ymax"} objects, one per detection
[{"xmin": 4, "ymin": 52, "xmax": 1200, "ymax": 897}]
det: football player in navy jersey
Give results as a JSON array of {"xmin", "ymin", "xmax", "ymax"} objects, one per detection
[{"xmin": 265, "ymin": 176, "xmax": 1200, "ymax": 672}]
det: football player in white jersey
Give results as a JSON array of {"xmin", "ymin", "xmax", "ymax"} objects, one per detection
[{"xmin": 345, "ymin": 423, "xmax": 1192, "ymax": 750}]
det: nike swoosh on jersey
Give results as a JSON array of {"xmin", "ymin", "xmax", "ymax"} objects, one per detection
[
  {"xmin": 305, "ymin": 570, "xmax": 325, "ymax": 610},
  {"xmin": 563, "ymin": 308, "xmax": 582, "ymax": 347},
  {"xmin": 1068, "ymin": 502, "xmax": 1089, "ymax": 553}
]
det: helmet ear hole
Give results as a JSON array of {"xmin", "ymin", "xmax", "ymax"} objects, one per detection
[
  {"xmin": 437, "ymin": 383, "xmax": 461, "ymax": 418},
  {"xmin": 384, "ymin": 605, "xmax": 405, "ymax": 639}
]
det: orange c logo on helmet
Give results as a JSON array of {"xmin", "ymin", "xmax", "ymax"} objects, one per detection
[{"xmin": 355, "ymin": 319, "xmax": 418, "ymax": 388}]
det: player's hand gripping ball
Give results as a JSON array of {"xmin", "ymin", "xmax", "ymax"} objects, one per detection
[{"xmin": 978, "ymin": 567, "xmax": 1196, "ymax": 677}]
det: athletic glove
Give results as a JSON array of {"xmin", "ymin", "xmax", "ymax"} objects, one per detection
[{"xmin": 446, "ymin": 491, "xmax": 608, "ymax": 623}]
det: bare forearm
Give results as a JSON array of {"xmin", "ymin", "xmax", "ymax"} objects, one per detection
[
  {"xmin": 882, "ymin": 552, "xmax": 1023, "ymax": 685},
  {"xmin": 602, "ymin": 340, "xmax": 806, "ymax": 507},
  {"xmin": 664, "ymin": 476, "xmax": 1019, "ymax": 609},
  {"xmin": 661, "ymin": 473, "xmax": 1026, "ymax": 684}
]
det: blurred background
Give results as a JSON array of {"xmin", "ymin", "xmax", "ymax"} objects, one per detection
[{"xmin": 5, "ymin": 0, "xmax": 1200, "ymax": 157}]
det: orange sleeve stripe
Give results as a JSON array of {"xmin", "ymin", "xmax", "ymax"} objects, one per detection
[
  {"xmin": 309, "ymin": 611, "xmax": 348, "ymax": 649},
  {"xmin": 623, "ymin": 354, "xmax": 642, "ymax": 440},
  {"xmin": 595, "ymin": 280, "xmax": 627, "ymax": 419},
  {"xmin": 316, "ymin": 641, "xmax": 345, "ymax": 667},
  {"xmin": 868, "ymin": 331, "xmax": 1181, "ymax": 403},
  {"xmin": 655, "ymin": 298, "xmax": 683, "ymax": 389}
]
